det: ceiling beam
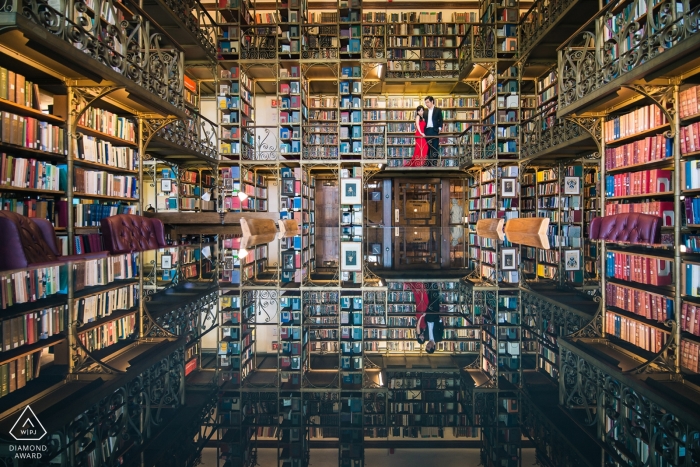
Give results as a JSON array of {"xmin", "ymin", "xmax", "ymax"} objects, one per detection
[{"xmin": 202, "ymin": 1, "xmax": 534, "ymax": 11}]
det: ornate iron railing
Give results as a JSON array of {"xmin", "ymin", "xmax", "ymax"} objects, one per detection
[
  {"xmin": 521, "ymin": 117, "xmax": 588, "ymax": 159},
  {"xmin": 8, "ymin": 0, "xmax": 184, "ymax": 111},
  {"xmin": 158, "ymin": 110, "xmax": 218, "ymax": 160},
  {"xmin": 240, "ymin": 25, "xmax": 277, "ymax": 60},
  {"xmin": 457, "ymin": 126, "xmax": 498, "ymax": 166},
  {"xmin": 520, "ymin": 0, "xmax": 579, "ymax": 57},
  {"xmin": 145, "ymin": 290, "xmax": 218, "ymax": 340},
  {"xmin": 385, "ymin": 132, "xmax": 463, "ymax": 168},
  {"xmin": 161, "ymin": 0, "xmax": 217, "ymax": 59},
  {"xmin": 561, "ymin": 344, "xmax": 700, "ymax": 466},
  {"xmin": 457, "ymin": 25, "xmax": 497, "ymax": 76},
  {"xmin": 521, "ymin": 391, "xmax": 599, "ymax": 467},
  {"xmin": 302, "ymin": 25, "xmax": 340, "ymax": 60},
  {"xmin": 41, "ymin": 344, "xmax": 185, "ymax": 466},
  {"xmin": 558, "ymin": 0, "xmax": 700, "ymax": 114}
]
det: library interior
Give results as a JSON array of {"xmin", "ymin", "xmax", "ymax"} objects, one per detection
[{"xmin": 0, "ymin": 0, "xmax": 698, "ymax": 466}]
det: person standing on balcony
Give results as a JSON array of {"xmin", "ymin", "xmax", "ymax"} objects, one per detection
[
  {"xmin": 424, "ymin": 96, "xmax": 444, "ymax": 164},
  {"xmin": 406, "ymin": 105, "xmax": 428, "ymax": 167}
]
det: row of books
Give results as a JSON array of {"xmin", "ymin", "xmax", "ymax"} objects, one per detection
[
  {"xmin": 1, "ymin": 265, "xmax": 64, "ymax": 308},
  {"xmin": 76, "ymin": 284, "xmax": 138, "ymax": 324},
  {"xmin": 605, "ymin": 251, "xmax": 672, "ymax": 286},
  {"xmin": 605, "ymin": 283, "xmax": 673, "ymax": 323},
  {"xmin": 75, "ymin": 135, "xmax": 138, "ymax": 170},
  {"xmin": 0, "ymin": 154, "xmax": 62, "ymax": 191},
  {"xmin": 604, "ymin": 134, "xmax": 672, "ymax": 169},
  {"xmin": 1, "ymin": 111, "xmax": 65, "ymax": 154},
  {"xmin": 75, "ymin": 201, "xmax": 134, "ymax": 227},
  {"xmin": 606, "ymin": 311, "xmax": 667, "ymax": 353},
  {"xmin": 604, "ymin": 169, "xmax": 672, "ymax": 197},
  {"xmin": 73, "ymin": 168, "xmax": 138, "ymax": 199},
  {"xmin": 77, "ymin": 107, "xmax": 136, "ymax": 143},
  {"xmin": 0, "ymin": 197, "xmax": 60, "ymax": 224},
  {"xmin": 77, "ymin": 313, "xmax": 136, "ymax": 352},
  {"xmin": 0, "ymin": 67, "xmax": 42, "ymax": 110},
  {"xmin": 1, "ymin": 305, "xmax": 66, "ymax": 350},
  {"xmin": 604, "ymin": 104, "xmax": 668, "ymax": 143},
  {"xmin": 0, "ymin": 353, "xmax": 41, "ymax": 397}
]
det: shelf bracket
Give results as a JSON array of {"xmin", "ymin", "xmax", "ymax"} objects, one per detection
[
  {"xmin": 70, "ymin": 85, "xmax": 125, "ymax": 130},
  {"xmin": 140, "ymin": 116, "xmax": 181, "ymax": 149},
  {"xmin": 563, "ymin": 116, "xmax": 603, "ymax": 154},
  {"xmin": 568, "ymin": 297, "xmax": 603, "ymax": 338},
  {"xmin": 623, "ymin": 320, "xmax": 680, "ymax": 376},
  {"xmin": 71, "ymin": 338, "xmax": 126, "ymax": 374}
]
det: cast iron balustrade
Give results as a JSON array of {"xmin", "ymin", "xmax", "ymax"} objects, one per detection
[
  {"xmin": 158, "ymin": 109, "xmax": 218, "ymax": 160},
  {"xmin": 303, "ymin": 24, "xmax": 340, "ymax": 60},
  {"xmin": 162, "ymin": 0, "xmax": 217, "ymax": 60},
  {"xmin": 521, "ymin": 115, "xmax": 588, "ymax": 159},
  {"xmin": 41, "ymin": 343, "xmax": 186, "ymax": 467},
  {"xmin": 241, "ymin": 25, "xmax": 277, "ymax": 60},
  {"xmin": 558, "ymin": 0, "xmax": 700, "ymax": 116},
  {"xmin": 520, "ymin": 390, "xmax": 600, "ymax": 467},
  {"xmin": 520, "ymin": 0, "xmax": 578, "ymax": 58},
  {"xmin": 3, "ymin": 0, "xmax": 184, "ymax": 112},
  {"xmin": 457, "ymin": 25, "xmax": 497, "ymax": 77},
  {"xmin": 457, "ymin": 125, "xmax": 498, "ymax": 166},
  {"xmin": 560, "ymin": 342, "xmax": 700, "ymax": 466}
]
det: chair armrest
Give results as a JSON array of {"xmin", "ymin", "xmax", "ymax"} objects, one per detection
[{"xmin": 589, "ymin": 217, "xmax": 601, "ymax": 240}]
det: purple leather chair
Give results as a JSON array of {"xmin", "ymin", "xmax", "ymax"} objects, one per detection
[
  {"xmin": 0, "ymin": 211, "xmax": 106, "ymax": 272},
  {"xmin": 100, "ymin": 214, "xmax": 167, "ymax": 254},
  {"xmin": 589, "ymin": 213, "xmax": 661, "ymax": 245}
]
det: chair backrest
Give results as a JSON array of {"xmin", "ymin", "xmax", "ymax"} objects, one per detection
[
  {"xmin": 589, "ymin": 213, "xmax": 661, "ymax": 245},
  {"xmin": 0, "ymin": 212, "xmax": 58, "ymax": 271},
  {"xmin": 100, "ymin": 214, "xmax": 167, "ymax": 254}
]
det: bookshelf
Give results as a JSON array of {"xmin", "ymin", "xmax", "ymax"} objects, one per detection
[
  {"xmin": 369, "ymin": 95, "xmax": 479, "ymax": 168},
  {"xmin": 278, "ymin": 66, "xmax": 307, "ymax": 157},
  {"xmin": 339, "ymin": 68, "xmax": 363, "ymax": 159},
  {"xmin": 386, "ymin": 371, "xmax": 467, "ymax": 439},
  {"xmin": 383, "ymin": 14, "xmax": 466, "ymax": 80},
  {"xmin": 303, "ymin": 14, "xmax": 339, "ymax": 60},
  {"xmin": 305, "ymin": 92, "xmax": 339, "ymax": 160},
  {"xmin": 338, "ymin": 0, "xmax": 362, "ymax": 60},
  {"xmin": 219, "ymin": 65, "xmax": 255, "ymax": 161}
]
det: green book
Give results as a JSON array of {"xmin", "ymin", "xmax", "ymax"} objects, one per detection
[
  {"xmin": 0, "ymin": 68, "xmax": 7, "ymax": 100},
  {"xmin": 0, "ymin": 363, "xmax": 8, "ymax": 397}
]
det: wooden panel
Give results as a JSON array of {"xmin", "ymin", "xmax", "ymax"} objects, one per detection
[{"xmin": 315, "ymin": 181, "xmax": 340, "ymax": 266}]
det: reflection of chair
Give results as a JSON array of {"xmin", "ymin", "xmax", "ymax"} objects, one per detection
[
  {"xmin": 278, "ymin": 219, "xmax": 299, "ymax": 236},
  {"xmin": 590, "ymin": 213, "xmax": 661, "ymax": 245},
  {"xmin": 100, "ymin": 214, "xmax": 167, "ymax": 254},
  {"xmin": 0, "ymin": 211, "xmax": 107, "ymax": 272},
  {"xmin": 476, "ymin": 217, "xmax": 550, "ymax": 249},
  {"xmin": 240, "ymin": 217, "xmax": 277, "ymax": 237}
]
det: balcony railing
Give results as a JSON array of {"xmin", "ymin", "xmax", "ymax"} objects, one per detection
[
  {"xmin": 458, "ymin": 25, "xmax": 498, "ymax": 76},
  {"xmin": 43, "ymin": 342, "xmax": 186, "ymax": 466},
  {"xmin": 162, "ymin": 0, "xmax": 218, "ymax": 59},
  {"xmin": 558, "ymin": 0, "xmax": 700, "ymax": 115},
  {"xmin": 521, "ymin": 117, "xmax": 588, "ymax": 159},
  {"xmin": 520, "ymin": 0, "xmax": 582, "ymax": 57},
  {"xmin": 385, "ymin": 132, "xmax": 464, "ymax": 168},
  {"xmin": 159, "ymin": 110, "xmax": 218, "ymax": 160},
  {"xmin": 560, "ymin": 341, "xmax": 700, "ymax": 467},
  {"xmin": 5, "ymin": 0, "xmax": 184, "ymax": 111}
]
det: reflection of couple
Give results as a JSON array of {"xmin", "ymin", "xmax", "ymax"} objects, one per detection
[
  {"xmin": 409, "ymin": 282, "xmax": 443, "ymax": 354},
  {"xmin": 405, "ymin": 97, "xmax": 444, "ymax": 167}
]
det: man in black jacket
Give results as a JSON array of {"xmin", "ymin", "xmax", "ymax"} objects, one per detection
[{"xmin": 424, "ymin": 96, "xmax": 443, "ymax": 163}]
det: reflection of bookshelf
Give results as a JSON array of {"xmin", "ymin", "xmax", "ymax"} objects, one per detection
[
  {"xmin": 339, "ymin": 71, "xmax": 363, "ymax": 159},
  {"xmin": 379, "ymin": 281, "xmax": 478, "ymax": 354},
  {"xmin": 386, "ymin": 371, "xmax": 468, "ymax": 439},
  {"xmin": 305, "ymin": 93, "xmax": 339, "ymax": 160},
  {"xmin": 218, "ymin": 66, "xmax": 255, "ymax": 160},
  {"xmin": 340, "ymin": 291, "xmax": 363, "ymax": 388},
  {"xmin": 278, "ymin": 67, "xmax": 307, "ymax": 156}
]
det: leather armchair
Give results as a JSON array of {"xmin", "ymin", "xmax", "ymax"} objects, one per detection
[
  {"xmin": 589, "ymin": 213, "xmax": 661, "ymax": 245},
  {"xmin": 0, "ymin": 211, "xmax": 106, "ymax": 272},
  {"xmin": 100, "ymin": 214, "xmax": 167, "ymax": 254}
]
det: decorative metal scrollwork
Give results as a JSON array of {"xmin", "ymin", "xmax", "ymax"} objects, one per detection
[{"xmin": 560, "ymin": 0, "xmax": 699, "ymax": 113}]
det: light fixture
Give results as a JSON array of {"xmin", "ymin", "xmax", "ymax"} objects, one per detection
[
  {"xmin": 378, "ymin": 280, "xmax": 383, "ymax": 287},
  {"xmin": 378, "ymin": 372, "xmax": 384, "ymax": 386},
  {"xmin": 238, "ymin": 248, "xmax": 248, "ymax": 258},
  {"xmin": 376, "ymin": 64, "xmax": 383, "ymax": 78},
  {"xmin": 237, "ymin": 190, "xmax": 249, "ymax": 201},
  {"xmin": 681, "ymin": 245, "xmax": 688, "ymax": 253}
]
